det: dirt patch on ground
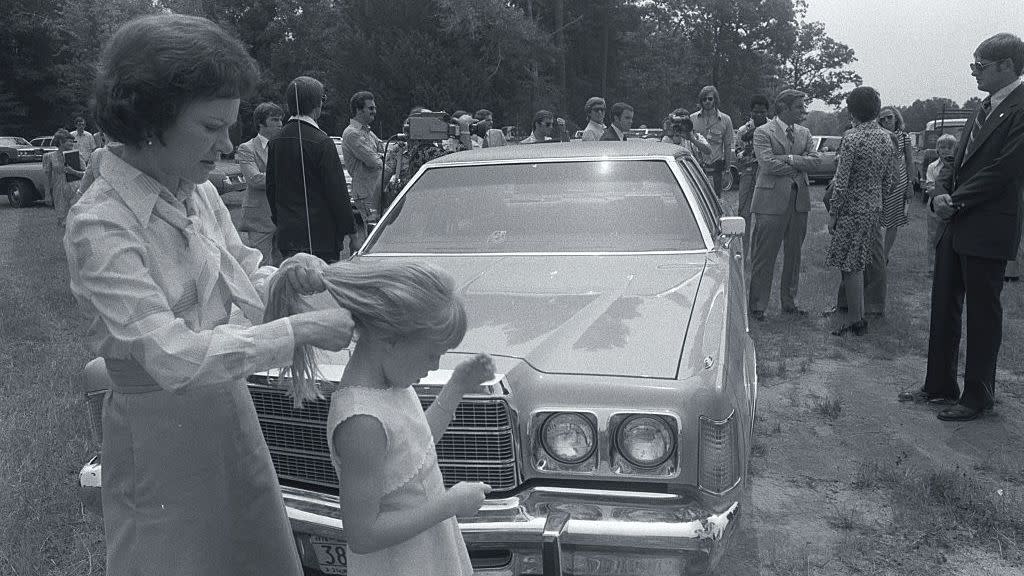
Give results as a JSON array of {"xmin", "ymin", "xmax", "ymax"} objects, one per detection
[{"xmin": 716, "ymin": 190, "xmax": 1024, "ymax": 575}]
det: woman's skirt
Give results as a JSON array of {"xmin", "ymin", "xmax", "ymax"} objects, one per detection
[{"xmin": 827, "ymin": 210, "xmax": 882, "ymax": 272}]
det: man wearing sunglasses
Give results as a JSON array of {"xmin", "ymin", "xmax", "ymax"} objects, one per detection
[
  {"xmin": 902, "ymin": 33, "xmax": 1024, "ymax": 422},
  {"xmin": 520, "ymin": 110, "xmax": 563, "ymax": 144},
  {"xmin": 690, "ymin": 85, "xmax": 735, "ymax": 197}
]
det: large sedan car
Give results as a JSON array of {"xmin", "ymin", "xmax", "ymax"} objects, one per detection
[
  {"xmin": 807, "ymin": 135, "xmax": 842, "ymax": 183},
  {"xmin": 77, "ymin": 141, "xmax": 756, "ymax": 575},
  {"xmin": 0, "ymin": 136, "xmax": 45, "ymax": 164}
]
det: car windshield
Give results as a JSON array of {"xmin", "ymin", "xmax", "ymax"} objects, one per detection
[
  {"xmin": 0, "ymin": 137, "xmax": 31, "ymax": 146},
  {"xmin": 364, "ymin": 159, "xmax": 704, "ymax": 253}
]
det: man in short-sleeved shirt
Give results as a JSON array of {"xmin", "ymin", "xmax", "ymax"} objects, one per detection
[{"xmin": 342, "ymin": 91, "xmax": 384, "ymax": 251}]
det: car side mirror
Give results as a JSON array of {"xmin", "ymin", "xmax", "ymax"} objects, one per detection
[{"xmin": 721, "ymin": 216, "xmax": 745, "ymax": 237}]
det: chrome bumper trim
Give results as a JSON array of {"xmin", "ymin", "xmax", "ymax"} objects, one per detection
[{"xmin": 281, "ymin": 483, "xmax": 738, "ymax": 548}]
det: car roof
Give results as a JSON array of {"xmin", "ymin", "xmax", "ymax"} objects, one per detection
[{"xmin": 427, "ymin": 141, "xmax": 693, "ymax": 165}]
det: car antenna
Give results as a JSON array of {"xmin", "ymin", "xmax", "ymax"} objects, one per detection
[{"xmin": 294, "ymin": 85, "xmax": 314, "ymax": 254}]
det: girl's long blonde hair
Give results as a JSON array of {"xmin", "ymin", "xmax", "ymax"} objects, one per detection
[{"xmin": 264, "ymin": 260, "xmax": 467, "ymax": 406}]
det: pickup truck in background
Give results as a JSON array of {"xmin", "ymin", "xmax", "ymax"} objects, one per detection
[{"xmin": 912, "ymin": 110, "xmax": 972, "ymax": 184}]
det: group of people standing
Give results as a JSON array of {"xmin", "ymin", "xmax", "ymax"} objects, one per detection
[
  {"xmin": 40, "ymin": 116, "xmax": 101, "ymax": 225},
  {"xmin": 50, "ymin": 8, "xmax": 1024, "ymax": 576},
  {"xmin": 736, "ymin": 33, "xmax": 1024, "ymax": 425}
]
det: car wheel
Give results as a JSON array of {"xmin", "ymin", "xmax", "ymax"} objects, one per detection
[
  {"xmin": 6, "ymin": 179, "xmax": 38, "ymax": 208},
  {"xmin": 0, "ymin": 153, "xmax": 10, "ymax": 165}
]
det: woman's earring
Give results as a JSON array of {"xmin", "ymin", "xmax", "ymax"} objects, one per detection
[{"xmin": 147, "ymin": 139, "xmax": 153, "ymax": 146}]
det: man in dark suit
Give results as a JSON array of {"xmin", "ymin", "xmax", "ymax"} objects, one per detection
[
  {"xmin": 236, "ymin": 102, "xmax": 283, "ymax": 266},
  {"xmin": 899, "ymin": 33, "xmax": 1024, "ymax": 421},
  {"xmin": 267, "ymin": 76, "xmax": 355, "ymax": 264},
  {"xmin": 600, "ymin": 102, "xmax": 633, "ymax": 141},
  {"xmin": 747, "ymin": 89, "xmax": 822, "ymax": 321}
]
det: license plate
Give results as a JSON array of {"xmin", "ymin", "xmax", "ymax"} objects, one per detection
[{"xmin": 309, "ymin": 535, "xmax": 347, "ymax": 575}]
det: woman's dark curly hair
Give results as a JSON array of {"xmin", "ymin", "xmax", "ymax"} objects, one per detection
[{"xmin": 93, "ymin": 14, "xmax": 259, "ymax": 147}]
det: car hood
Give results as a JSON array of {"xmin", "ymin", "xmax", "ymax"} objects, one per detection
[{"xmin": 358, "ymin": 254, "xmax": 706, "ymax": 378}]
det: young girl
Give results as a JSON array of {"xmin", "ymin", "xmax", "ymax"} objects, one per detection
[{"xmin": 266, "ymin": 260, "xmax": 494, "ymax": 575}]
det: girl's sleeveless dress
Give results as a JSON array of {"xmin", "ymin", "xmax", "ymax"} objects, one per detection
[
  {"xmin": 882, "ymin": 130, "xmax": 911, "ymax": 229},
  {"xmin": 327, "ymin": 385, "xmax": 473, "ymax": 576}
]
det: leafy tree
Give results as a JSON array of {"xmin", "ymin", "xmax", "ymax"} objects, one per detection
[
  {"xmin": 777, "ymin": 19, "xmax": 861, "ymax": 108},
  {"xmin": 897, "ymin": 97, "xmax": 960, "ymax": 132}
]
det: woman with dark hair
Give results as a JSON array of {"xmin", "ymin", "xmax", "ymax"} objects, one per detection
[
  {"xmin": 64, "ymin": 14, "xmax": 354, "ymax": 575},
  {"xmin": 826, "ymin": 87, "xmax": 895, "ymax": 335},
  {"xmin": 42, "ymin": 128, "xmax": 84, "ymax": 225},
  {"xmin": 878, "ymin": 105, "xmax": 916, "ymax": 260}
]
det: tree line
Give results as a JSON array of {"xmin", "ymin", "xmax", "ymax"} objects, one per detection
[
  {"xmin": 804, "ymin": 96, "xmax": 984, "ymax": 136},
  {"xmin": 2, "ymin": 0, "xmax": 863, "ymax": 143}
]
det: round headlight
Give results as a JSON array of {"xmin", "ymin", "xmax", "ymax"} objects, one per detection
[
  {"xmin": 616, "ymin": 415, "xmax": 675, "ymax": 468},
  {"xmin": 541, "ymin": 413, "xmax": 596, "ymax": 464}
]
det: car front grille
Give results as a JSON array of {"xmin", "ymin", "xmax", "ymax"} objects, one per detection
[{"xmin": 247, "ymin": 379, "xmax": 519, "ymax": 493}]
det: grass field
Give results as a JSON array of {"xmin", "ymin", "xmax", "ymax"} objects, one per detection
[
  {"xmin": 1, "ymin": 184, "xmax": 1022, "ymax": 575},
  {"xmin": 0, "ymin": 199, "xmax": 105, "ymax": 575}
]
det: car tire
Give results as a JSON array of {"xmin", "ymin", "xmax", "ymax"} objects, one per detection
[{"xmin": 6, "ymin": 179, "xmax": 38, "ymax": 208}]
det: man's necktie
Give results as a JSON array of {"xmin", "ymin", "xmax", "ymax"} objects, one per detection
[
  {"xmin": 786, "ymin": 125, "xmax": 795, "ymax": 151},
  {"xmin": 965, "ymin": 97, "xmax": 992, "ymax": 160}
]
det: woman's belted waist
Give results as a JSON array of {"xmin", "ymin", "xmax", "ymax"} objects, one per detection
[{"xmin": 104, "ymin": 358, "xmax": 165, "ymax": 394}]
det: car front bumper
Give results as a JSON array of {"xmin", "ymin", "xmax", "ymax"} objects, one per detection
[{"xmin": 80, "ymin": 456, "xmax": 739, "ymax": 576}]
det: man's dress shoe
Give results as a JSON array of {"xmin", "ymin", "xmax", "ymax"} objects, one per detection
[
  {"xmin": 897, "ymin": 388, "xmax": 956, "ymax": 405},
  {"xmin": 749, "ymin": 310, "xmax": 766, "ymax": 322},
  {"xmin": 937, "ymin": 404, "xmax": 985, "ymax": 421},
  {"xmin": 782, "ymin": 306, "xmax": 808, "ymax": 316}
]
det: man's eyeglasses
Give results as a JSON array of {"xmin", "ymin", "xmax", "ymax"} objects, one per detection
[
  {"xmin": 541, "ymin": 122, "xmax": 554, "ymax": 127},
  {"xmin": 970, "ymin": 60, "xmax": 1001, "ymax": 73},
  {"xmin": 591, "ymin": 107, "xmax": 605, "ymax": 112},
  {"xmin": 702, "ymin": 96, "xmax": 716, "ymax": 102},
  {"xmin": 879, "ymin": 115, "xmax": 895, "ymax": 121}
]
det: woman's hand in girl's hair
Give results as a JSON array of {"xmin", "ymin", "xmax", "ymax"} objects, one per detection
[
  {"xmin": 449, "ymin": 354, "xmax": 496, "ymax": 395},
  {"xmin": 278, "ymin": 253, "xmax": 328, "ymax": 296},
  {"xmin": 291, "ymin": 309, "xmax": 355, "ymax": 351},
  {"xmin": 445, "ymin": 481, "xmax": 492, "ymax": 517}
]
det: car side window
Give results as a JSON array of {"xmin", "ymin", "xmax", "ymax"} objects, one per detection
[{"xmin": 676, "ymin": 156, "xmax": 721, "ymax": 237}]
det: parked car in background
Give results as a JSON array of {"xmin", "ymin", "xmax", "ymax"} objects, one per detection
[
  {"xmin": 0, "ymin": 136, "xmax": 45, "ymax": 164},
  {"xmin": 627, "ymin": 127, "xmax": 665, "ymax": 140},
  {"xmin": 330, "ymin": 135, "xmax": 355, "ymax": 189},
  {"xmin": 30, "ymin": 136, "xmax": 64, "ymax": 154},
  {"xmin": 807, "ymin": 135, "xmax": 842, "ymax": 183},
  {"xmin": 0, "ymin": 161, "xmax": 47, "ymax": 207},
  {"xmin": 77, "ymin": 141, "xmax": 757, "ymax": 576}
]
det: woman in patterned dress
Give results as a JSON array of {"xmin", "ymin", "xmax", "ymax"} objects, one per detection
[
  {"xmin": 878, "ymin": 106, "xmax": 916, "ymax": 261},
  {"xmin": 42, "ymin": 129, "xmax": 84, "ymax": 226},
  {"xmin": 64, "ymin": 14, "xmax": 355, "ymax": 575},
  {"xmin": 826, "ymin": 87, "xmax": 895, "ymax": 336}
]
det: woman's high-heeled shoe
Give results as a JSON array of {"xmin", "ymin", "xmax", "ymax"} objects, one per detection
[{"xmin": 831, "ymin": 319, "xmax": 868, "ymax": 336}]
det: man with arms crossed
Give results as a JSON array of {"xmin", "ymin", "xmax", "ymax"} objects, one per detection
[
  {"xmin": 236, "ymin": 102, "xmax": 283, "ymax": 266},
  {"xmin": 900, "ymin": 33, "xmax": 1024, "ymax": 421},
  {"xmin": 747, "ymin": 89, "xmax": 821, "ymax": 321}
]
